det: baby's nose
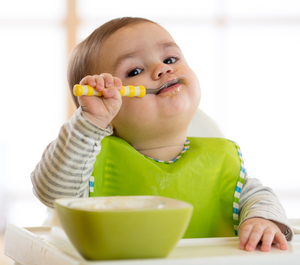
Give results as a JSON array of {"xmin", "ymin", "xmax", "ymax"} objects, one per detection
[{"xmin": 152, "ymin": 63, "xmax": 174, "ymax": 79}]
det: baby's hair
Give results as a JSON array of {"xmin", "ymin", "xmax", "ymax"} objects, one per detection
[{"xmin": 67, "ymin": 17, "xmax": 157, "ymax": 108}]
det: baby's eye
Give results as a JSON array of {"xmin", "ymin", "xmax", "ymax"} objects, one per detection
[
  {"xmin": 163, "ymin": 57, "xmax": 178, "ymax": 64},
  {"xmin": 126, "ymin": 68, "xmax": 143, "ymax": 77}
]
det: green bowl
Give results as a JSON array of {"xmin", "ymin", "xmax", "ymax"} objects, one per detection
[{"xmin": 54, "ymin": 196, "xmax": 193, "ymax": 260}]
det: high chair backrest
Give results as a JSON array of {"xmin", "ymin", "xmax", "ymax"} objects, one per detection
[{"xmin": 187, "ymin": 108, "xmax": 224, "ymax": 138}]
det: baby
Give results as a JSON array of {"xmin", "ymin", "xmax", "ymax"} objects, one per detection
[{"xmin": 31, "ymin": 17, "xmax": 293, "ymax": 252}]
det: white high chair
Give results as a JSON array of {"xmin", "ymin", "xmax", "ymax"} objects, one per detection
[
  {"xmin": 43, "ymin": 108, "xmax": 224, "ymax": 226},
  {"xmin": 187, "ymin": 108, "xmax": 224, "ymax": 138}
]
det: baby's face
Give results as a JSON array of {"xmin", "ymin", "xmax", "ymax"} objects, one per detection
[{"xmin": 98, "ymin": 22, "xmax": 201, "ymax": 148}]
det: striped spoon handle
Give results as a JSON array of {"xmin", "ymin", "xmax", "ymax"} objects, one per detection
[{"xmin": 73, "ymin": 84, "xmax": 146, "ymax": 98}]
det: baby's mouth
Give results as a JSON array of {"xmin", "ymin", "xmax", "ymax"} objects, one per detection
[{"xmin": 147, "ymin": 78, "xmax": 183, "ymax": 95}]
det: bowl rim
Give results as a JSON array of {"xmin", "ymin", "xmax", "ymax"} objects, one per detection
[{"xmin": 54, "ymin": 195, "xmax": 193, "ymax": 212}]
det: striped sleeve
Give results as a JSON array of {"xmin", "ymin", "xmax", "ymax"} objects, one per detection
[
  {"xmin": 238, "ymin": 173, "xmax": 294, "ymax": 241},
  {"xmin": 30, "ymin": 107, "xmax": 113, "ymax": 208}
]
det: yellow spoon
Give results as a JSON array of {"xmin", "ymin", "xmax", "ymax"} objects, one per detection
[{"xmin": 73, "ymin": 78, "xmax": 183, "ymax": 98}]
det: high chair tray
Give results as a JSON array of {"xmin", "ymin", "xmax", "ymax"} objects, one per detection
[{"xmin": 4, "ymin": 221, "xmax": 300, "ymax": 265}]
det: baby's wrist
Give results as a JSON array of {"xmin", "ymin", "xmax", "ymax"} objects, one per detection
[{"xmin": 82, "ymin": 111, "xmax": 111, "ymax": 130}]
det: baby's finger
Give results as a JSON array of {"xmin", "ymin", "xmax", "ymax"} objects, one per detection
[
  {"xmin": 93, "ymin": 75, "xmax": 105, "ymax": 91},
  {"xmin": 102, "ymin": 86, "xmax": 121, "ymax": 99},
  {"xmin": 99, "ymin": 73, "xmax": 114, "ymax": 88},
  {"xmin": 113, "ymin": 77, "xmax": 122, "ymax": 90},
  {"xmin": 274, "ymin": 232, "xmax": 288, "ymax": 250},
  {"xmin": 80, "ymin": 75, "xmax": 96, "ymax": 87},
  {"xmin": 239, "ymin": 225, "xmax": 253, "ymax": 250},
  {"xmin": 244, "ymin": 226, "xmax": 264, "ymax": 251},
  {"xmin": 260, "ymin": 228, "xmax": 274, "ymax": 252}
]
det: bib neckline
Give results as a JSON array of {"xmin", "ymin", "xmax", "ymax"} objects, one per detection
[{"xmin": 143, "ymin": 139, "xmax": 190, "ymax": 164}]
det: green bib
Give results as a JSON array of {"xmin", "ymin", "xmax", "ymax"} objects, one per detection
[{"xmin": 91, "ymin": 137, "xmax": 241, "ymax": 238}]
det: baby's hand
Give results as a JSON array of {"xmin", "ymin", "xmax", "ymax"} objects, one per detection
[
  {"xmin": 78, "ymin": 74, "xmax": 122, "ymax": 128},
  {"xmin": 239, "ymin": 217, "xmax": 288, "ymax": 252}
]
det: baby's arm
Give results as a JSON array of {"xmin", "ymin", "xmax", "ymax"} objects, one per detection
[
  {"xmin": 31, "ymin": 74, "xmax": 122, "ymax": 208},
  {"xmin": 238, "ymin": 174, "xmax": 293, "ymax": 251},
  {"xmin": 30, "ymin": 107, "xmax": 113, "ymax": 208}
]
